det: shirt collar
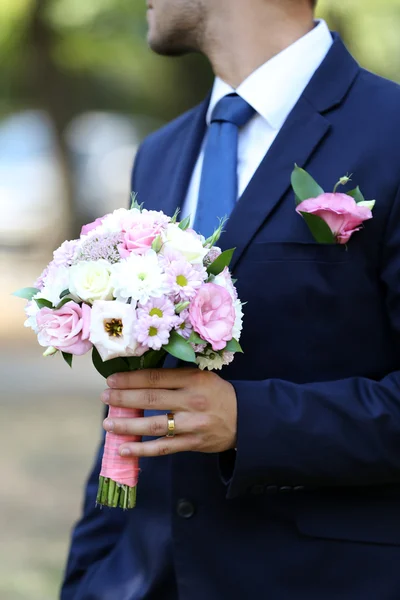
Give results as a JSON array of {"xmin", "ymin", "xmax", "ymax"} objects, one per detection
[{"xmin": 206, "ymin": 19, "xmax": 333, "ymax": 130}]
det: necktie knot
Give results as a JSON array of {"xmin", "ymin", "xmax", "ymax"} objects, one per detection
[{"xmin": 211, "ymin": 93, "xmax": 255, "ymax": 128}]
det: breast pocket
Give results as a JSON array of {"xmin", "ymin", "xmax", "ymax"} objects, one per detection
[{"xmin": 245, "ymin": 241, "xmax": 350, "ymax": 264}]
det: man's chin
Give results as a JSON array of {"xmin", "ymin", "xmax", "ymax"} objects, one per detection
[{"xmin": 147, "ymin": 34, "xmax": 197, "ymax": 57}]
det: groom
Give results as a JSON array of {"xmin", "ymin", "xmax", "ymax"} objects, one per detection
[{"xmin": 62, "ymin": 1, "xmax": 400, "ymax": 599}]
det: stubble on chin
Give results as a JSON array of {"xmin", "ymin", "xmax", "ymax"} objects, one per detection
[{"xmin": 147, "ymin": 1, "xmax": 206, "ymax": 57}]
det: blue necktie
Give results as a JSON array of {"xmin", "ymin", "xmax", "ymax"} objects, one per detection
[{"xmin": 194, "ymin": 93, "xmax": 255, "ymax": 238}]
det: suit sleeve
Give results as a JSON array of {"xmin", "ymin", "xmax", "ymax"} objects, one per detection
[
  {"xmin": 221, "ymin": 183, "xmax": 400, "ymax": 498},
  {"xmin": 61, "ymin": 145, "xmax": 147, "ymax": 599},
  {"xmin": 61, "ymin": 432, "xmax": 129, "ymax": 599}
]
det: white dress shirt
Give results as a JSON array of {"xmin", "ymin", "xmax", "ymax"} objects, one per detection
[{"xmin": 182, "ymin": 20, "xmax": 333, "ymax": 221}]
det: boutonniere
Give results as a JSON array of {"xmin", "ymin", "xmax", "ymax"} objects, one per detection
[{"xmin": 291, "ymin": 165, "xmax": 375, "ymax": 245}]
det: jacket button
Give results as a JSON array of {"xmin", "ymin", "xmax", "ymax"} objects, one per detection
[
  {"xmin": 250, "ymin": 484, "xmax": 265, "ymax": 495},
  {"xmin": 176, "ymin": 499, "xmax": 196, "ymax": 519}
]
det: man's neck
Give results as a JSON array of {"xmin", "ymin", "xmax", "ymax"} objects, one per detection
[{"xmin": 202, "ymin": 5, "xmax": 315, "ymax": 88}]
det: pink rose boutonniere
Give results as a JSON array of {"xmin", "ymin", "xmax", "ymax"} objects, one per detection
[{"xmin": 291, "ymin": 165, "xmax": 375, "ymax": 244}]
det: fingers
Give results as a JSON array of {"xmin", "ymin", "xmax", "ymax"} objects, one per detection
[
  {"xmin": 102, "ymin": 387, "xmax": 187, "ymax": 412},
  {"xmin": 103, "ymin": 412, "xmax": 194, "ymax": 438},
  {"xmin": 119, "ymin": 434, "xmax": 200, "ymax": 457},
  {"xmin": 107, "ymin": 368, "xmax": 200, "ymax": 391}
]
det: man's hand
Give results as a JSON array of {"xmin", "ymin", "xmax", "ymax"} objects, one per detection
[{"xmin": 101, "ymin": 369, "xmax": 237, "ymax": 457}]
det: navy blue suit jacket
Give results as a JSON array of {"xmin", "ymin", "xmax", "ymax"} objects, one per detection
[{"xmin": 62, "ymin": 35, "xmax": 400, "ymax": 600}]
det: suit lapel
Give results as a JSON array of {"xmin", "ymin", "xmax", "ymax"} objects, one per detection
[
  {"xmin": 155, "ymin": 96, "xmax": 210, "ymax": 217},
  {"xmin": 220, "ymin": 35, "xmax": 360, "ymax": 272}
]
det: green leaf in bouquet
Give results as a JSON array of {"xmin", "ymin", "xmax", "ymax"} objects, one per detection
[
  {"xmin": 13, "ymin": 287, "xmax": 40, "ymax": 301},
  {"xmin": 62, "ymin": 352, "xmax": 73, "ymax": 368},
  {"xmin": 178, "ymin": 215, "xmax": 191, "ymax": 231},
  {"xmin": 224, "ymin": 338, "xmax": 244, "ymax": 353},
  {"xmin": 170, "ymin": 207, "xmax": 181, "ymax": 224},
  {"xmin": 141, "ymin": 350, "xmax": 166, "ymax": 369},
  {"xmin": 175, "ymin": 301, "xmax": 190, "ymax": 314},
  {"xmin": 124, "ymin": 356, "xmax": 142, "ymax": 370},
  {"xmin": 189, "ymin": 331, "xmax": 205, "ymax": 345},
  {"xmin": 291, "ymin": 164, "xmax": 324, "ymax": 205},
  {"xmin": 163, "ymin": 330, "xmax": 196, "ymax": 364},
  {"xmin": 130, "ymin": 192, "xmax": 143, "ymax": 211},
  {"xmin": 151, "ymin": 235, "xmax": 163, "ymax": 253},
  {"xmin": 299, "ymin": 212, "xmax": 336, "ymax": 244},
  {"xmin": 60, "ymin": 289, "xmax": 70, "ymax": 299},
  {"xmin": 56, "ymin": 298, "xmax": 74, "ymax": 310},
  {"xmin": 207, "ymin": 248, "xmax": 235, "ymax": 276},
  {"xmin": 35, "ymin": 298, "xmax": 53, "ymax": 309},
  {"xmin": 92, "ymin": 347, "xmax": 131, "ymax": 379},
  {"xmin": 346, "ymin": 186, "xmax": 365, "ymax": 204},
  {"xmin": 204, "ymin": 216, "xmax": 228, "ymax": 248}
]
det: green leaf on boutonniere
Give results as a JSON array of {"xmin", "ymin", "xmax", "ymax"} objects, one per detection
[
  {"xmin": 207, "ymin": 248, "xmax": 235, "ymax": 276},
  {"xmin": 12, "ymin": 287, "xmax": 40, "ymax": 301},
  {"xmin": 346, "ymin": 186, "xmax": 365, "ymax": 204},
  {"xmin": 225, "ymin": 338, "xmax": 243, "ymax": 353},
  {"xmin": 163, "ymin": 330, "xmax": 196, "ymax": 364},
  {"xmin": 291, "ymin": 165, "xmax": 324, "ymax": 206},
  {"xmin": 299, "ymin": 212, "xmax": 336, "ymax": 244},
  {"xmin": 62, "ymin": 352, "xmax": 73, "ymax": 368},
  {"xmin": 178, "ymin": 215, "xmax": 191, "ymax": 231}
]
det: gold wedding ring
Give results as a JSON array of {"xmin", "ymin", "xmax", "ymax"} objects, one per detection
[{"xmin": 166, "ymin": 412, "xmax": 175, "ymax": 438}]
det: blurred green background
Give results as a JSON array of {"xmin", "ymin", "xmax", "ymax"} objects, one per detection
[{"xmin": 1, "ymin": 1, "xmax": 400, "ymax": 598}]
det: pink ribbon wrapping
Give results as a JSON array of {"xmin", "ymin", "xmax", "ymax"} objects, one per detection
[{"xmin": 100, "ymin": 405, "xmax": 143, "ymax": 488}]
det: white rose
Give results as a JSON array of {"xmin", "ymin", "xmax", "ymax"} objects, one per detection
[
  {"xmin": 162, "ymin": 224, "xmax": 208, "ymax": 265},
  {"xmin": 89, "ymin": 300, "xmax": 139, "ymax": 361},
  {"xmin": 69, "ymin": 260, "xmax": 114, "ymax": 304}
]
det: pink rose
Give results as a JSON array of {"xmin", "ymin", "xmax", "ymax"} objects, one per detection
[
  {"xmin": 36, "ymin": 301, "xmax": 92, "ymax": 355},
  {"xmin": 81, "ymin": 216, "xmax": 107, "ymax": 237},
  {"xmin": 296, "ymin": 193, "xmax": 373, "ymax": 244},
  {"xmin": 118, "ymin": 224, "xmax": 161, "ymax": 258},
  {"xmin": 189, "ymin": 283, "xmax": 235, "ymax": 351}
]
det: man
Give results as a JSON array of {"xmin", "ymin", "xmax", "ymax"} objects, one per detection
[{"xmin": 62, "ymin": 1, "xmax": 400, "ymax": 599}]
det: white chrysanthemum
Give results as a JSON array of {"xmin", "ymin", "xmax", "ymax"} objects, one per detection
[
  {"xmin": 24, "ymin": 300, "xmax": 40, "ymax": 333},
  {"xmin": 37, "ymin": 264, "xmax": 70, "ymax": 306},
  {"xmin": 111, "ymin": 250, "xmax": 168, "ymax": 305},
  {"xmin": 89, "ymin": 300, "xmax": 139, "ymax": 361},
  {"xmin": 69, "ymin": 260, "xmax": 114, "ymax": 304},
  {"xmin": 232, "ymin": 299, "xmax": 244, "ymax": 341},
  {"xmin": 161, "ymin": 224, "xmax": 209, "ymax": 264}
]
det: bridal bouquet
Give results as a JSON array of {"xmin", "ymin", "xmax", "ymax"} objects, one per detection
[{"xmin": 15, "ymin": 198, "xmax": 244, "ymax": 509}]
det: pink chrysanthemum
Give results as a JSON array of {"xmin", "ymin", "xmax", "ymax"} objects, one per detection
[
  {"xmin": 165, "ymin": 260, "xmax": 204, "ymax": 301},
  {"xmin": 175, "ymin": 309, "xmax": 193, "ymax": 340},
  {"xmin": 136, "ymin": 315, "xmax": 171, "ymax": 350},
  {"xmin": 35, "ymin": 266, "xmax": 50, "ymax": 290},
  {"xmin": 53, "ymin": 240, "xmax": 80, "ymax": 267},
  {"xmin": 137, "ymin": 297, "xmax": 177, "ymax": 325}
]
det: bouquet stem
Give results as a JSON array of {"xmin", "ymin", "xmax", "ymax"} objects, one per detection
[{"xmin": 96, "ymin": 476, "xmax": 137, "ymax": 509}]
